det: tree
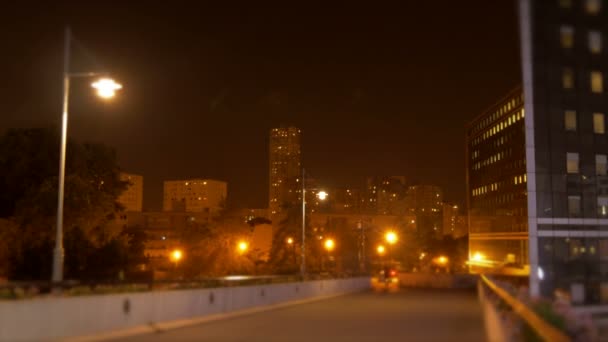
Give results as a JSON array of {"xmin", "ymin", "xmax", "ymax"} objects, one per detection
[{"xmin": 0, "ymin": 127, "xmax": 132, "ymax": 280}]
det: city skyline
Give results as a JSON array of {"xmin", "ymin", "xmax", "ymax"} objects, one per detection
[{"xmin": 0, "ymin": 1, "xmax": 520, "ymax": 210}]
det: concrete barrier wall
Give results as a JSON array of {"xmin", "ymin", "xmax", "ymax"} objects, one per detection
[
  {"xmin": 0, "ymin": 277, "xmax": 370, "ymax": 341},
  {"xmin": 397, "ymin": 273, "xmax": 478, "ymax": 289}
]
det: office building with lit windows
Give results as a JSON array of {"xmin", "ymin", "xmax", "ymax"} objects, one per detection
[
  {"xmin": 520, "ymin": 0, "xmax": 608, "ymax": 304},
  {"xmin": 118, "ymin": 172, "xmax": 143, "ymax": 212},
  {"xmin": 466, "ymin": 88, "xmax": 528, "ymax": 275},
  {"xmin": 468, "ymin": 0, "xmax": 608, "ymax": 305},
  {"xmin": 269, "ymin": 126, "xmax": 302, "ymax": 223},
  {"xmin": 163, "ymin": 179, "xmax": 227, "ymax": 214},
  {"xmin": 365, "ymin": 176, "xmax": 407, "ymax": 215}
]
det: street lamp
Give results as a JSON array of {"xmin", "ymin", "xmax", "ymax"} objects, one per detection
[
  {"xmin": 237, "ymin": 241, "xmax": 249, "ymax": 254},
  {"xmin": 376, "ymin": 245, "xmax": 386, "ymax": 256},
  {"xmin": 385, "ymin": 231, "xmax": 398, "ymax": 245},
  {"xmin": 324, "ymin": 238, "xmax": 335, "ymax": 252},
  {"xmin": 383, "ymin": 230, "xmax": 398, "ymax": 268},
  {"xmin": 53, "ymin": 27, "xmax": 122, "ymax": 283},
  {"xmin": 171, "ymin": 249, "xmax": 183, "ymax": 265},
  {"xmin": 300, "ymin": 168, "xmax": 328, "ymax": 277}
]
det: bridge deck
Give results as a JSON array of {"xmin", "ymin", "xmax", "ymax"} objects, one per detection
[{"xmin": 116, "ymin": 288, "xmax": 486, "ymax": 342}]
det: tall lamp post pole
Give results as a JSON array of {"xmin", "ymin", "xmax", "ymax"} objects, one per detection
[
  {"xmin": 300, "ymin": 168, "xmax": 306, "ymax": 277},
  {"xmin": 52, "ymin": 27, "xmax": 122, "ymax": 283},
  {"xmin": 52, "ymin": 27, "xmax": 72, "ymax": 283}
]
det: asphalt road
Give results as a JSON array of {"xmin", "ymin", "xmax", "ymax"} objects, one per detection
[{"xmin": 116, "ymin": 288, "xmax": 486, "ymax": 342}]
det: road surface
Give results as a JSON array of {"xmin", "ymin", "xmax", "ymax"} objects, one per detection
[{"xmin": 117, "ymin": 288, "xmax": 486, "ymax": 342}]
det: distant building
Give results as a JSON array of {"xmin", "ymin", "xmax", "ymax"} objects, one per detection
[
  {"xmin": 325, "ymin": 187, "xmax": 363, "ymax": 214},
  {"xmin": 365, "ymin": 176, "xmax": 407, "ymax": 215},
  {"xmin": 269, "ymin": 127, "xmax": 302, "ymax": 223},
  {"xmin": 163, "ymin": 179, "xmax": 227, "ymax": 213},
  {"xmin": 406, "ymin": 185, "xmax": 443, "ymax": 238},
  {"xmin": 118, "ymin": 172, "xmax": 143, "ymax": 212},
  {"xmin": 442, "ymin": 203, "xmax": 467, "ymax": 238}
]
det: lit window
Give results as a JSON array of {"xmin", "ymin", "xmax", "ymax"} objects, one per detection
[
  {"xmin": 586, "ymin": 0, "xmax": 601, "ymax": 14},
  {"xmin": 568, "ymin": 195, "xmax": 581, "ymax": 217},
  {"xmin": 591, "ymin": 71, "xmax": 603, "ymax": 93},
  {"xmin": 565, "ymin": 110, "xmax": 577, "ymax": 131},
  {"xmin": 598, "ymin": 196, "xmax": 608, "ymax": 217},
  {"xmin": 567, "ymin": 152, "xmax": 579, "ymax": 174},
  {"xmin": 560, "ymin": 26, "xmax": 574, "ymax": 48},
  {"xmin": 559, "ymin": 0, "xmax": 572, "ymax": 8},
  {"xmin": 597, "ymin": 155, "xmax": 608, "ymax": 175},
  {"xmin": 589, "ymin": 31, "xmax": 602, "ymax": 54},
  {"xmin": 563, "ymin": 68, "xmax": 574, "ymax": 89},
  {"xmin": 594, "ymin": 113, "xmax": 605, "ymax": 134}
]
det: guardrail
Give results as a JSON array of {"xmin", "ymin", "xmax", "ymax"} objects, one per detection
[
  {"xmin": 479, "ymin": 275, "xmax": 569, "ymax": 342},
  {"xmin": 0, "ymin": 274, "xmax": 366, "ymax": 300},
  {"xmin": 0, "ymin": 276, "xmax": 371, "ymax": 341}
]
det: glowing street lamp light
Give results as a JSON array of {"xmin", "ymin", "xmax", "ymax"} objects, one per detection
[
  {"xmin": 238, "ymin": 241, "xmax": 249, "ymax": 254},
  {"xmin": 171, "ymin": 249, "xmax": 183, "ymax": 263},
  {"xmin": 286, "ymin": 237, "xmax": 294, "ymax": 245},
  {"xmin": 52, "ymin": 27, "xmax": 122, "ymax": 283},
  {"xmin": 92, "ymin": 78, "xmax": 122, "ymax": 98},
  {"xmin": 385, "ymin": 231, "xmax": 398, "ymax": 245},
  {"xmin": 377, "ymin": 245, "xmax": 386, "ymax": 256},
  {"xmin": 317, "ymin": 191, "xmax": 328, "ymax": 201},
  {"xmin": 324, "ymin": 238, "xmax": 335, "ymax": 252}
]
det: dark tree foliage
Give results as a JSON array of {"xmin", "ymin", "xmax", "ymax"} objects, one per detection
[{"xmin": 0, "ymin": 127, "xmax": 145, "ymax": 281}]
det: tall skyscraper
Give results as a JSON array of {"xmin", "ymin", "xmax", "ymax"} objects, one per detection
[
  {"xmin": 118, "ymin": 172, "xmax": 144, "ymax": 212},
  {"xmin": 269, "ymin": 127, "xmax": 302, "ymax": 223},
  {"xmin": 163, "ymin": 179, "xmax": 227, "ymax": 214},
  {"xmin": 468, "ymin": 0, "xmax": 608, "ymax": 305}
]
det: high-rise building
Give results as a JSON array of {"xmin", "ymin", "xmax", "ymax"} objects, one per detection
[
  {"xmin": 118, "ymin": 172, "xmax": 143, "ymax": 212},
  {"xmin": 466, "ymin": 88, "xmax": 528, "ymax": 274},
  {"xmin": 269, "ymin": 127, "xmax": 302, "ymax": 223},
  {"xmin": 163, "ymin": 179, "xmax": 227, "ymax": 214},
  {"xmin": 467, "ymin": 0, "xmax": 608, "ymax": 304},
  {"xmin": 518, "ymin": 0, "xmax": 608, "ymax": 302}
]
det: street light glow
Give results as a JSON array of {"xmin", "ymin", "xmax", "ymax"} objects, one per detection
[
  {"xmin": 286, "ymin": 237, "xmax": 294, "ymax": 245},
  {"xmin": 471, "ymin": 252, "xmax": 485, "ymax": 262},
  {"xmin": 91, "ymin": 78, "xmax": 122, "ymax": 99},
  {"xmin": 324, "ymin": 238, "xmax": 335, "ymax": 252},
  {"xmin": 238, "ymin": 241, "xmax": 249, "ymax": 253},
  {"xmin": 317, "ymin": 191, "xmax": 328, "ymax": 200},
  {"xmin": 385, "ymin": 231, "xmax": 398, "ymax": 245},
  {"xmin": 171, "ymin": 249, "xmax": 183, "ymax": 262},
  {"xmin": 377, "ymin": 245, "xmax": 386, "ymax": 255}
]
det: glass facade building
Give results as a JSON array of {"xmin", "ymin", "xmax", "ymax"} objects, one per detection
[
  {"xmin": 520, "ymin": 0, "xmax": 608, "ymax": 304},
  {"xmin": 469, "ymin": 0, "xmax": 608, "ymax": 305}
]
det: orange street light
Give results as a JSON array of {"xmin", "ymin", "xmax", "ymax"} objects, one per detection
[
  {"xmin": 385, "ymin": 231, "xmax": 398, "ymax": 245},
  {"xmin": 377, "ymin": 245, "xmax": 386, "ymax": 256},
  {"xmin": 286, "ymin": 237, "xmax": 294, "ymax": 245},
  {"xmin": 237, "ymin": 241, "xmax": 249, "ymax": 254},
  {"xmin": 170, "ymin": 249, "xmax": 183, "ymax": 263},
  {"xmin": 324, "ymin": 238, "xmax": 335, "ymax": 252}
]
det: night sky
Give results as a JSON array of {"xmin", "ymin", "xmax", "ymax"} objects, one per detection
[{"xmin": 0, "ymin": 2, "xmax": 521, "ymax": 210}]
